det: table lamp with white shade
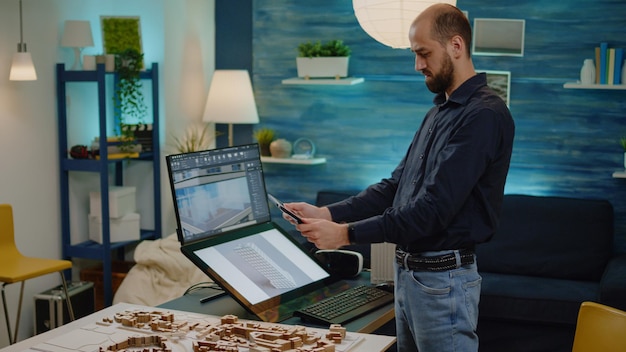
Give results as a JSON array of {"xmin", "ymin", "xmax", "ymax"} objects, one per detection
[
  {"xmin": 202, "ymin": 70, "xmax": 260, "ymax": 147},
  {"xmin": 61, "ymin": 20, "xmax": 94, "ymax": 70}
]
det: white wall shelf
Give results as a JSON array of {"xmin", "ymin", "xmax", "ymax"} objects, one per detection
[
  {"xmin": 261, "ymin": 156, "xmax": 326, "ymax": 165},
  {"xmin": 563, "ymin": 82, "xmax": 626, "ymax": 90},
  {"xmin": 282, "ymin": 77, "xmax": 364, "ymax": 85},
  {"xmin": 612, "ymin": 170, "xmax": 626, "ymax": 178}
]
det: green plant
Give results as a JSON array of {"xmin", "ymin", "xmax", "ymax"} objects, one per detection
[
  {"xmin": 620, "ymin": 137, "xmax": 626, "ymax": 151},
  {"xmin": 114, "ymin": 48, "xmax": 147, "ymax": 151},
  {"xmin": 171, "ymin": 123, "xmax": 220, "ymax": 153},
  {"xmin": 297, "ymin": 39, "xmax": 351, "ymax": 58},
  {"xmin": 254, "ymin": 128, "xmax": 277, "ymax": 156}
]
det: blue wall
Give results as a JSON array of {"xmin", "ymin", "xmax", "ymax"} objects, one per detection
[{"xmin": 249, "ymin": 0, "xmax": 626, "ymax": 253}]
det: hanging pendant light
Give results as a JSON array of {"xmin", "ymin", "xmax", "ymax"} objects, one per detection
[
  {"xmin": 10, "ymin": 0, "xmax": 37, "ymax": 81},
  {"xmin": 352, "ymin": 0, "xmax": 457, "ymax": 49}
]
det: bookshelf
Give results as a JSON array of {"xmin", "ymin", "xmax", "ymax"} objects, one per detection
[{"xmin": 56, "ymin": 63, "xmax": 161, "ymax": 307}]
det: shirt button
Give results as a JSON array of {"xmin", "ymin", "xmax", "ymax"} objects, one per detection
[
  {"xmin": 428, "ymin": 128, "xmax": 433, "ymax": 133},
  {"xmin": 419, "ymin": 154, "xmax": 424, "ymax": 159}
]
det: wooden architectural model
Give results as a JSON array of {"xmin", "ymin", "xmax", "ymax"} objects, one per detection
[{"xmin": 96, "ymin": 309, "xmax": 347, "ymax": 352}]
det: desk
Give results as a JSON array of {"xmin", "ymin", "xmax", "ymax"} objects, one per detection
[
  {"xmin": 0, "ymin": 302, "xmax": 395, "ymax": 352},
  {"xmin": 158, "ymin": 271, "xmax": 395, "ymax": 334}
]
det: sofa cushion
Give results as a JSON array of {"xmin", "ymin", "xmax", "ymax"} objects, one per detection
[
  {"xmin": 479, "ymin": 272, "xmax": 599, "ymax": 325},
  {"xmin": 476, "ymin": 195, "xmax": 613, "ymax": 281}
]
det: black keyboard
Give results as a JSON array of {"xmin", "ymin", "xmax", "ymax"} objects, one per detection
[{"xmin": 294, "ymin": 285, "xmax": 394, "ymax": 325}]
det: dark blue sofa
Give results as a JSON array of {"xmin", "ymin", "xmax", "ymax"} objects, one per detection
[{"xmin": 476, "ymin": 194, "xmax": 626, "ymax": 351}]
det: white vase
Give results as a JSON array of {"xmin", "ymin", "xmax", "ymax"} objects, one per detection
[
  {"xmin": 623, "ymin": 152, "xmax": 626, "ymax": 169},
  {"xmin": 580, "ymin": 59, "xmax": 595, "ymax": 85}
]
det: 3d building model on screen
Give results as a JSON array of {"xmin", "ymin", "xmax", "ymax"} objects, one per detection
[{"xmin": 234, "ymin": 242, "xmax": 298, "ymax": 289}]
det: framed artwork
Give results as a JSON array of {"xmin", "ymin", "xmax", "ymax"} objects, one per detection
[
  {"xmin": 472, "ymin": 18, "xmax": 525, "ymax": 57},
  {"xmin": 100, "ymin": 16, "xmax": 142, "ymax": 55},
  {"xmin": 481, "ymin": 70, "xmax": 511, "ymax": 106}
]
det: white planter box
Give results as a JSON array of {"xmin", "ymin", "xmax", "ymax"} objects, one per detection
[
  {"xmin": 89, "ymin": 186, "xmax": 136, "ymax": 218},
  {"xmin": 296, "ymin": 57, "xmax": 349, "ymax": 79},
  {"xmin": 89, "ymin": 212, "xmax": 140, "ymax": 244}
]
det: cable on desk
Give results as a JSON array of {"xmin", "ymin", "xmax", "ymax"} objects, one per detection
[{"xmin": 183, "ymin": 282, "xmax": 223, "ymax": 296}]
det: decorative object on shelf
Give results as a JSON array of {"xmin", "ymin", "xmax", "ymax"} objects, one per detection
[
  {"xmin": 9, "ymin": 0, "xmax": 37, "ymax": 81},
  {"xmin": 61, "ymin": 20, "xmax": 94, "ymax": 70},
  {"xmin": 352, "ymin": 0, "xmax": 456, "ymax": 49},
  {"xmin": 270, "ymin": 138, "xmax": 293, "ymax": 158},
  {"xmin": 203, "ymin": 70, "xmax": 260, "ymax": 146},
  {"xmin": 83, "ymin": 55, "xmax": 95, "ymax": 70},
  {"xmin": 95, "ymin": 54, "xmax": 115, "ymax": 72},
  {"xmin": 293, "ymin": 138, "xmax": 316, "ymax": 159},
  {"xmin": 253, "ymin": 128, "xmax": 276, "ymax": 156},
  {"xmin": 622, "ymin": 59, "xmax": 626, "ymax": 86},
  {"xmin": 296, "ymin": 40, "xmax": 351, "ymax": 79},
  {"xmin": 101, "ymin": 16, "xmax": 142, "ymax": 62},
  {"xmin": 114, "ymin": 48, "xmax": 147, "ymax": 151},
  {"xmin": 580, "ymin": 59, "xmax": 596, "ymax": 85}
]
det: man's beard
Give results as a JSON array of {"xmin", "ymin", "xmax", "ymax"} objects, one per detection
[{"xmin": 424, "ymin": 53, "xmax": 454, "ymax": 94}]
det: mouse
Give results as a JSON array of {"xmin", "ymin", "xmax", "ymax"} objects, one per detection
[{"xmin": 376, "ymin": 283, "xmax": 395, "ymax": 293}]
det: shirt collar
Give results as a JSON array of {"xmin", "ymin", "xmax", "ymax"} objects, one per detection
[{"xmin": 433, "ymin": 72, "xmax": 488, "ymax": 106}]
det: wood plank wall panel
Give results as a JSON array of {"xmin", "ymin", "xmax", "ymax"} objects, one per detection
[{"xmin": 250, "ymin": 0, "xmax": 626, "ymax": 252}]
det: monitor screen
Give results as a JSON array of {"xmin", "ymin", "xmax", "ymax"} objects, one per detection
[{"xmin": 166, "ymin": 144, "xmax": 271, "ymax": 244}]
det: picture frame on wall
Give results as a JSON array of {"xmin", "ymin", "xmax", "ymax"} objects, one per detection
[
  {"xmin": 472, "ymin": 18, "xmax": 525, "ymax": 57},
  {"xmin": 481, "ymin": 70, "xmax": 511, "ymax": 106},
  {"xmin": 100, "ymin": 16, "xmax": 143, "ymax": 55}
]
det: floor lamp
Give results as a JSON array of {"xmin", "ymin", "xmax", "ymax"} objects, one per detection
[{"xmin": 203, "ymin": 70, "xmax": 260, "ymax": 147}]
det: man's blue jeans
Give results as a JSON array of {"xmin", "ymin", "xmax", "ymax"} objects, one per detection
[{"xmin": 394, "ymin": 250, "xmax": 481, "ymax": 352}]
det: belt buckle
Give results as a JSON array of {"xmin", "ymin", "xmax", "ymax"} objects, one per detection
[{"xmin": 403, "ymin": 252, "xmax": 410, "ymax": 270}]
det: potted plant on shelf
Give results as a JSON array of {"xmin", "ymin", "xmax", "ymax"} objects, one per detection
[
  {"xmin": 114, "ymin": 48, "xmax": 147, "ymax": 152},
  {"xmin": 296, "ymin": 39, "xmax": 351, "ymax": 79},
  {"xmin": 254, "ymin": 128, "xmax": 277, "ymax": 156}
]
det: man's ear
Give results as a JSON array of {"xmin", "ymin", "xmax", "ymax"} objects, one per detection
[{"xmin": 448, "ymin": 35, "xmax": 465, "ymax": 59}]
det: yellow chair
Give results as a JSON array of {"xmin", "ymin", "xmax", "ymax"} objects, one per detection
[
  {"xmin": 572, "ymin": 301, "xmax": 626, "ymax": 352},
  {"xmin": 0, "ymin": 204, "xmax": 74, "ymax": 344}
]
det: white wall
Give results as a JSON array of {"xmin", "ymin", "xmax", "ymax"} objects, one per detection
[{"xmin": 0, "ymin": 0, "xmax": 214, "ymax": 346}]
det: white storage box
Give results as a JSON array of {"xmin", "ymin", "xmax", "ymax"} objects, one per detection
[
  {"xmin": 88, "ymin": 212, "xmax": 140, "ymax": 243},
  {"xmin": 89, "ymin": 186, "xmax": 136, "ymax": 218}
]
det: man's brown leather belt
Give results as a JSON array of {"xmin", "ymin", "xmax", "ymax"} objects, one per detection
[{"xmin": 395, "ymin": 248, "xmax": 475, "ymax": 272}]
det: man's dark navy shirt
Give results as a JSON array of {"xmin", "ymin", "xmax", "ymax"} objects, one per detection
[{"xmin": 329, "ymin": 73, "xmax": 515, "ymax": 252}]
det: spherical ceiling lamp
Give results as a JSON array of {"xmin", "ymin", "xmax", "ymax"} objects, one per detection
[{"xmin": 352, "ymin": 0, "xmax": 457, "ymax": 49}]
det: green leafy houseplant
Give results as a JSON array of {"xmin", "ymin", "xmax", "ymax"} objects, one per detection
[
  {"xmin": 114, "ymin": 48, "xmax": 147, "ymax": 151},
  {"xmin": 254, "ymin": 128, "xmax": 277, "ymax": 156},
  {"xmin": 297, "ymin": 39, "xmax": 351, "ymax": 58},
  {"xmin": 620, "ymin": 137, "xmax": 626, "ymax": 151},
  {"xmin": 171, "ymin": 123, "xmax": 221, "ymax": 153}
]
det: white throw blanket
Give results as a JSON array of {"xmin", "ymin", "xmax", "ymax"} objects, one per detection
[{"xmin": 113, "ymin": 233, "xmax": 209, "ymax": 306}]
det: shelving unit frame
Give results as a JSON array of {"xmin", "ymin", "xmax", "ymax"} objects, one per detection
[{"xmin": 56, "ymin": 63, "xmax": 161, "ymax": 307}]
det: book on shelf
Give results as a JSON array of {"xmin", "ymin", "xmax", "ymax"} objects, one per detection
[
  {"xmin": 615, "ymin": 48, "xmax": 624, "ymax": 85},
  {"xmin": 608, "ymin": 48, "xmax": 615, "ymax": 85},
  {"xmin": 600, "ymin": 42, "xmax": 608, "ymax": 84},
  {"xmin": 591, "ymin": 43, "xmax": 624, "ymax": 85}
]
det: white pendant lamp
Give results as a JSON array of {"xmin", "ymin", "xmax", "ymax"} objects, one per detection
[
  {"xmin": 9, "ymin": 0, "xmax": 37, "ymax": 81},
  {"xmin": 352, "ymin": 0, "xmax": 457, "ymax": 49}
]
